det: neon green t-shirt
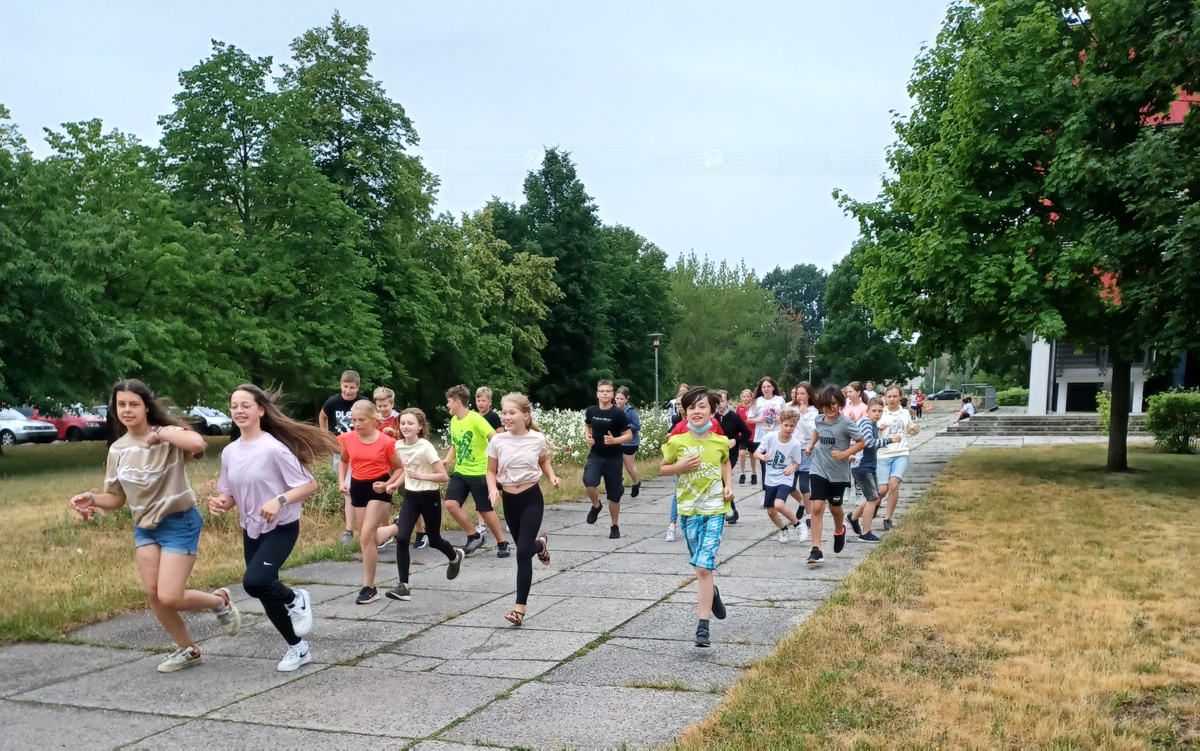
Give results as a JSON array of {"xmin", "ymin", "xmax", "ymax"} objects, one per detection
[
  {"xmin": 662, "ymin": 431, "xmax": 730, "ymax": 516},
  {"xmin": 449, "ymin": 410, "xmax": 494, "ymax": 476}
]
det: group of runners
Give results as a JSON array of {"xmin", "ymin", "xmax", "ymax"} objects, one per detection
[{"xmin": 68, "ymin": 371, "xmax": 922, "ymax": 670}]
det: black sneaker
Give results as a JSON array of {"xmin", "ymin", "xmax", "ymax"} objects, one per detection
[
  {"xmin": 631, "ymin": 482, "xmax": 640, "ymax": 498},
  {"xmin": 834, "ymin": 525, "xmax": 847, "ymax": 554},
  {"xmin": 807, "ymin": 547, "xmax": 823, "ymax": 564},
  {"xmin": 413, "ymin": 533, "xmax": 429, "ymax": 549},
  {"xmin": 496, "ymin": 541, "xmax": 511, "ymax": 558},
  {"xmin": 446, "ymin": 548, "xmax": 463, "ymax": 580},
  {"xmin": 463, "ymin": 533, "xmax": 485, "ymax": 556},
  {"xmin": 750, "ymin": 474, "xmax": 757, "ymax": 486},
  {"xmin": 711, "ymin": 587, "xmax": 727, "ymax": 620},
  {"xmin": 609, "ymin": 525, "xmax": 621, "ymax": 539},
  {"xmin": 884, "ymin": 518, "xmax": 894, "ymax": 531},
  {"xmin": 726, "ymin": 507, "xmax": 739, "ymax": 525},
  {"xmin": 739, "ymin": 473, "xmax": 746, "ymax": 485},
  {"xmin": 859, "ymin": 532, "xmax": 881, "ymax": 542},
  {"xmin": 385, "ymin": 583, "xmax": 411, "ymax": 601},
  {"xmin": 695, "ymin": 624, "xmax": 711, "ymax": 648},
  {"xmin": 847, "ymin": 512, "xmax": 862, "ymax": 537},
  {"xmin": 356, "ymin": 586, "xmax": 379, "ymax": 605},
  {"xmin": 586, "ymin": 504, "xmax": 602, "ymax": 524}
]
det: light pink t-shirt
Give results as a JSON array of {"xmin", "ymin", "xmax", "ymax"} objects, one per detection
[
  {"xmin": 485, "ymin": 430, "xmax": 549, "ymax": 488},
  {"xmin": 842, "ymin": 401, "xmax": 869, "ymax": 422},
  {"xmin": 218, "ymin": 433, "xmax": 314, "ymax": 539}
]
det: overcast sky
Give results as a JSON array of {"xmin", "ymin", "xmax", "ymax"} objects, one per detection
[{"xmin": 1, "ymin": 1, "xmax": 948, "ymax": 274}]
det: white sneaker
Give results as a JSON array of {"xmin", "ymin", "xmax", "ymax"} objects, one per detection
[
  {"xmin": 277, "ymin": 640, "xmax": 311, "ymax": 672},
  {"xmin": 778, "ymin": 527, "xmax": 790, "ymax": 543},
  {"xmin": 286, "ymin": 588, "xmax": 313, "ymax": 638},
  {"xmin": 475, "ymin": 524, "xmax": 488, "ymax": 536},
  {"xmin": 157, "ymin": 645, "xmax": 201, "ymax": 673},
  {"xmin": 376, "ymin": 536, "xmax": 396, "ymax": 552},
  {"xmin": 798, "ymin": 521, "xmax": 811, "ymax": 542},
  {"xmin": 665, "ymin": 525, "xmax": 676, "ymax": 542}
]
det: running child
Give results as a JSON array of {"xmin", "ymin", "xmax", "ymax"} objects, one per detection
[
  {"xmin": 69, "ymin": 379, "xmax": 239, "ymax": 673},
  {"xmin": 319, "ymin": 371, "xmax": 370, "ymax": 545},
  {"xmin": 337, "ymin": 401, "xmax": 399, "ymax": 604},
  {"xmin": 715, "ymin": 389, "xmax": 752, "ymax": 525},
  {"xmin": 666, "ymin": 383, "xmax": 689, "ymax": 428},
  {"xmin": 584, "ymin": 380, "xmax": 632, "ymax": 539},
  {"xmin": 615, "ymin": 386, "xmax": 642, "ymax": 498},
  {"xmin": 663, "ymin": 411, "xmax": 725, "ymax": 541},
  {"xmin": 745, "ymin": 376, "xmax": 785, "ymax": 486},
  {"xmin": 209, "ymin": 384, "xmax": 335, "ymax": 671},
  {"xmin": 476, "ymin": 386, "xmax": 503, "ymax": 432},
  {"xmin": 788, "ymin": 382, "xmax": 819, "ymax": 543},
  {"xmin": 878, "ymin": 384, "xmax": 921, "ymax": 530},
  {"xmin": 373, "ymin": 408, "xmax": 463, "ymax": 602},
  {"xmin": 752, "ymin": 407, "xmax": 806, "ymax": 543},
  {"xmin": 375, "ymin": 387, "xmax": 400, "ymax": 438},
  {"xmin": 660, "ymin": 386, "xmax": 734, "ymax": 648},
  {"xmin": 804, "ymin": 384, "xmax": 865, "ymax": 564},
  {"xmin": 443, "ymin": 385, "xmax": 509, "ymax": 557},
  {"xmin": 486, "ymin": 393, "xmax": 560, "ymax": 626},
  {"xmin": 841, "ymin": 380, "xmax": 869, "ymax": 422},
  {"xmin": 736, "ymin": 389, "xmax": 755, "ymax": 483},
  {"xmin": 845, "ymin": 397, "xmax": 897, "ymax": 542}
]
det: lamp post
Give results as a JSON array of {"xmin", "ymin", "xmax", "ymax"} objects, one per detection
[
  {"xmin": 807, "ymin": 354, "xmax": 814, "ymax": 383},
  {"xmin": 649, "ymin": 333, "xmax": 664, "ymax": 406}
]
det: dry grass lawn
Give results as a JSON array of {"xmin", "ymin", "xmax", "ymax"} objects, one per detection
[
  {"xmin": 0, "ymin": 439, "xmax": 657, "ymax": 644},
  {"xmin": 680, "ymin": 443, "xmax": 1200, "ymax": 749}
]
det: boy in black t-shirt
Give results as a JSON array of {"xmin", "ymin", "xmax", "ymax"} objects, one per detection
[
  {"xmin": 584, "ymin": 380, "xmax": 632, "ymax": 538},
  {"xmin": 319, "ymin": 370, "xmax": 371, "ymax": 545},
  {"xmin": 475, "ymin": 386, "xmax": 503, "ymax": 432}
]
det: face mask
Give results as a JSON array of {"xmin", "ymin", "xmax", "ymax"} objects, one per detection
[{"xmin": 688, "ymin": 421, "xmax": 710, "ymax": 435}]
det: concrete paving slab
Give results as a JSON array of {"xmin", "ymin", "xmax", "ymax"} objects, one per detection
[
  {"xmin": 282, "ymin": 560, "xmax": 397, "ymax": 587},
  {"xmin": 443, "ymin": 681, "xmax": 721, "ymax": 750},
  {"xmin": 518, "ymin": 596, "xmax": 655, "ymax": 633},
  {"xmin": 199, "ymin": 617, "xmax": 405, "ymax": 664},
  {"xmin": 230, "ymin": 583, "xmax": 348, "ymax": 616},
  {"xmin": 534, "ymin": 534, "xmax": 636, "ymax": 553},
  {"xmin": 574, "ymin": 552, "xmax": 690, "ymax": 574},
  {"xmin": 14, "ymin": 653, "xmax": 309, "ymax": 717},
  {"xmin": 357, "ymin": 653, "xmax": 444, "ymax": 671},
  {"xmin": 405, "ymin": 562, "xmax": 519, "ymax": 594},
  {"xmin": 126, "ymin": 718, "xmax": 397, "ymax": 749},
  {"xmin": 444, "ymin": 595, "xmax": 566, "ymax": 629},
  {"xmin": 0, "ymin": 699, "xmax": 183, "ymax": 749},
  {"xmin": 67, "ymin": 609, "xmax": 265, "ymax": 650},
  {"xmin": 613, "ymin": 602, "xmax": 811, "ymax": 645},
  {"xmin": 719, "ymin": 549, "xmax": 864, "ymax": 580},
  {"xmin": 364, "ymin": 589, "xmax": 504, "ymax": 625},
  {"xmin": 603, "ymin": 636, "xmax": 772, "ymax": 669},
  {"xmin": 411, "ymin": 741, "xmax": 501, "ymax": 751},
  {"xmin": 529, "ymin": 571, "xmax": 691, "ymax": 600},
  {"xmin": 673, "ymin": 576, "xmax": 840, "ymax": 608},
  {"xmin": 210, "ymin": 666, "xmax": 511, "ymax": 739},
  {"xmin": 543, "ymin": 639, "xmax": 741, "ymax": 692},
  {"xmin": 470, "ymin": 628, "xmax": 601, "ymax": 662},
  {"xmin": 393, "ymin": 625, "xmax": 497, "ymax": 659},
  {"xmin": 0, "ymin": 643, "xmax": 148, "ymax": 698},
  {"xmin": 434, "ymin": 658, "xmax": 560, "ymax": 680},
  {"xmin": 617, "ymin": 532, "xmax": 763, "ymax": 557}
]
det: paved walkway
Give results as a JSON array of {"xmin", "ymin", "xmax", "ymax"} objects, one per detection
[{"xmin": 0, "ymin": 415, "xmax": 969, "ymax": 749}]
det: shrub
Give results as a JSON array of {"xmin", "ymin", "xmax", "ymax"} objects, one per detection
[
  {"xmin": 995, "ymin": 387, "xmax": 1028, "ymax": 407},
  {"xmin": 1096, "ymin": 391, "xmax": 1111, "ymax": 436},
  {"xmin": 1144, "ymin": 390, "xmax": 1200, "ymax": 454}
]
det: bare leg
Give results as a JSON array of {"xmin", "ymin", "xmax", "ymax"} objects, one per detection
[
  {"xmin": 444, "ymin": 499, "xmax": 474, "ymax": 535},
  {"xmin": 586, "ymin": 486, "xmax": 600, "ymax": 508},
  {"xmin": 609, "ymin": 501, "xmax": 620, "ymax": 526},
  {"xmin": 859, "ymin": 499, "xmax": 881, "ymax": 533},
  {"xmin": 136, "ymin": 546, "xmax": 195, "ymax": 648},
  {"xmin": 695, "ymin": 567, "xmax": 714, "ymax": 620},
  {"xmin": 343, "ymin": 495, "xmax": 354, "ymax": 534},
  {"xmin": 773, "ymin": 500, "xmax": 799, "ymax": 525},
  {"xmin": 885, "ymin": 477, "xmax": 902, "ymax": 520},
  {"xmin": 622, "ymin": 454, "xmax": 639, "ymax": 486},
  {"xmin": 831, "ymin": 504, "xmax": 845, "ymax": 536},
  {"xmin": 480, "ymin": 510, "xmax": 506, "ymax": 544},
  {"xmin": 810, "ymin": 500, "xmax": 827, "ymax": 548},
  {"xmin": 766, "ymin": 507, "xmax": 785, "ymax": 529},
  {"xmin": 360, "ymin": 502, "xmax": 391, "ymax": 588}
]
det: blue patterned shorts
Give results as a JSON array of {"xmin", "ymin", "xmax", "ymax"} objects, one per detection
[{"xmin": 679, "ymin": 513, "xmax": 724, "ymax": 570}]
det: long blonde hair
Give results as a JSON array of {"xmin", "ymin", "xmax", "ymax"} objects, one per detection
[
  {"xmin": 350, "ymin": 400, "xmax": 382, "ymax": 428},
  {"xmin": 500, "ymin": 393, "xmax": 541, "ymax": 432}
]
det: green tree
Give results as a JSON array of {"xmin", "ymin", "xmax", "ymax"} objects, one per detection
[{"xmin": 761, "ymin": 263, "xmax": 829, "ymax": 341}]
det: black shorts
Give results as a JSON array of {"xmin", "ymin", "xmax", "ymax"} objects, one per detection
[
  {"xmin": 809, "ymin": 474, "xmax": 849, "ymax": 506},
  {"xmin": 445, "ymin": 473, "xmax": 493, "ymax": 513},
  {"xmin": 349, "ymin": 476, "xmax": 393, "ymax": 508},
  {"xmin": 583, "ymin": 452, "xmax": 624, "ymax": 501},
  {"xmin": 793, "ymin": 470, "xmax": 811, "ymax": 494},
  {"xmin": 622, "ymin": 445, "xmax": 639, "ymax": 456}
]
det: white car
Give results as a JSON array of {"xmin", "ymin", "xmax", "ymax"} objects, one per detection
[
  {"xmin": 0, "ymin": 408, "xmax": 60, "ymax": 446},
  {"xmin": 188, "ymin": 406, "xmax": 233, "ymax": 436}
]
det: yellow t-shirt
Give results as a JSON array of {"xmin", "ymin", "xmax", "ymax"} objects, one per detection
[{"xmin": 662, "ymin": 431, "xmax": 730, "ymax": 516}]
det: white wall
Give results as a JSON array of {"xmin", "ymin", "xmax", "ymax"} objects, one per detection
[{"xmin": 1028, "ymin": 338, "xmax": 1052, "ymax": 415}]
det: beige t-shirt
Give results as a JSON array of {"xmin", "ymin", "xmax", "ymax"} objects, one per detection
[
  {"xmin": 394, "ymin": 438, "xmax": 441, "ymax": 492},
  {"xmin": 485, "ymin": 430, "xmax": 549, "ymax": 487},
  {"xmin": 104, "ymin": 427, "xmax": 199, "ymax": 529}
]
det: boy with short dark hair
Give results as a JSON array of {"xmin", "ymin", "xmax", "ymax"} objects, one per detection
[
  {"xmin": 845, "ymin": 397, "xmax": 897, "ymax": 542},
  {"xmin": 319, "ymin": 370, "xmax": 370, "ymax": 545},
  {"xmin": 444, "ymin": 385, "xmax": 509, "ymax": 557},
  {"xmin": 661, "ymin": 386, "xmax": 734, "ymax": 648},
  {"xmin": 804, "ymin": 384, "xmax": 866, "ymax": 564},
  {"xmin": 584, "ymin": 380, "xmax": 632, "ymax": 539}
]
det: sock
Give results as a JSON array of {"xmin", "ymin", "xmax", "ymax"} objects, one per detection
[
  {"xmin": 467, "ymin": 533, "xmax": 480, "ymax": 541},
  {"xmin": 793, "ymin": 521, "xmax": 801, "ymax": 528},
  {"xmin": 697, "ymin": 618, "xmax": 710, "ymax": 630},
  {"xmin": 805, "ymin": 518, "xmax": 811, "ymax": 528}
]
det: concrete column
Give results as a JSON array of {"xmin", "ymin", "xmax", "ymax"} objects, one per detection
[
  {"xmin": 1028, "ymin": 338, "xmax": 1052, "ymax": 415},
  {"xmin": 1132, "ymin": 370, "xmax": 1145, "ymax": 414}
]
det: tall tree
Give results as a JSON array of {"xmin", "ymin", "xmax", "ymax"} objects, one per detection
[{"xmin": 761, "ymin": 263, "xmax": 829, "ymax": 341}]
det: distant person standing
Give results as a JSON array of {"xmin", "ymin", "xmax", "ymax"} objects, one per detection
[
  {"xmin": 912, "ymin": 390, "xmax": 925, "ymax": 421},
  {"xmin": 584, "ymin": 380, "xmax": 632, "ymax": 539},
  {"xmin": 863, "ymin": 381, "xmax": 878, "ymax": 401},
  {"xmin": 319, "ymin": 371, "xmax": 370, "ymax": 546}
]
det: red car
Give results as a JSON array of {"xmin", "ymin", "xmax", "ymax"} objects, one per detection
[{"xmin": 27, "ymin": 407, "xmax": 107, "ymax": 442}]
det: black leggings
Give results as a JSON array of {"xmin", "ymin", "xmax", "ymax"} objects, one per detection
[
  {"xmin": 242, "ymin": 521, "xmax": 300, "ymax": 646},
  {"xmin": 396, "ymin": 489, "xmax": 456, "ymax": 583},
  {"xmin": 501, "ymin": 484, "xmax": 546, "ymax": 606}
]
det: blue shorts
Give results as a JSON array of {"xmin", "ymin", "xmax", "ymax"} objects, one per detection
[
  {"xmin": 134, "ymin": 507, "xmax": 203, "ymax": 556},
  {"xmin": 679, "ymin": 513, "xmax": 724, "ymax": 570},
  {"xmin": 878, "ymin": 455, "xmax": 910, "ymax": 481},
  {"xmin": 793, "ymin": 470, "xmax": 810, "ymax": 494},
  {"xmin": 763, "ymin": 484, "xmax": 792, "ymax": 508}
]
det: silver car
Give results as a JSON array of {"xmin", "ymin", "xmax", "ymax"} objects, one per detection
[
  {"xmin": 0, "ymin": 408, "xmax": 59, "ymax": 446},
  {"xmin": 188, "ymin": 406, "xmax": 233, "ymax": 436}
]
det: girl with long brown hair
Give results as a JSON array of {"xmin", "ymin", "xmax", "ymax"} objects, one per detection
[
  {"xmin": 207, "ymin": 384, "xmax": 337, "ymax": 671},
  {"xmin": 70, "ymin": 379, "xmax": 240, "ymax": 673}
]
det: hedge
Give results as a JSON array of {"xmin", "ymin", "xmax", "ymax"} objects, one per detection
[
  {"xmin": 1144, "ymin": 390, "xmax": 1200, "ymax": 454},
  {"xmin": 996, "ymin": 387, "xmax": 1029, "ymax": 407}
]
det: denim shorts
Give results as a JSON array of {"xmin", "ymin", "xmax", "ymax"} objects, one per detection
[
  {"xmin": 852, "ymin": 470, "xmax": 881, "ymax": 502},
  {"xmin": 134, "ymin": 507, "xmax": 203, "ymax": 556},
  {"xmin": 878, "ymin": 454, "xmax": 910, "ymax": 481},
  {"xmin": 680, "ymin": 513, "xmax": 724, "ymax": 570}
]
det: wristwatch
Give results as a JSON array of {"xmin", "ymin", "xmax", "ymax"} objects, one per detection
[{"xmin": 277, "ymin": 494, "xmax": 288, "ymax": 506}]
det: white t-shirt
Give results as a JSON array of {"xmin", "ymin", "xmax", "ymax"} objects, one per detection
[
  {"xmin": 757, "ymin": 430, "xmax": 806, "ymax": 488},
  {"xmin": 749, "ymin": 395, "xmax": 786, "ymax": 442},
  {"xmin": 863, "ymin": 389, "xmax": 877, "ymax": 401},
  {"xmin": 485, "ymin": 430, "xmax": 549, "ymax": 487},
  {"xmin": 878, "ymin": 405, "xmax": 916, "ymax": 458}
]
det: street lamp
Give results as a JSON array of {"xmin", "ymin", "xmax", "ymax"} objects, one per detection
[
  {"xmin": 649, "ymin": 333, "xmax": 664, "ymax": 406},
  {"xmin": 807, "ymin": 354, "xmax": 815, "ymax": 383}
]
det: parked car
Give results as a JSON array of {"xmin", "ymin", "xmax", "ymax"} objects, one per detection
[
  {"xmin": 92, "ymin": 405, "xmax": 108, "ymax": 421},
  {"xmin": 927, "ymin": 389, "xmax": 963, "ymax": 401},
  {"xmin": 28, "ymin": 406, "xmax": 106, "ymax": 442},
  {"xmin": 0, "ymin": 408, "xmax": 59, "ymax": 446},
  {"xmin": 188, "ymin": 406, "xmax": 232, "ymax": 436}
]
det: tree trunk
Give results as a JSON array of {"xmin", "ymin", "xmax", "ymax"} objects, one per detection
[{"xmin": 1107, "ymin": 354, "xmax": 1131, "ymax": 472}]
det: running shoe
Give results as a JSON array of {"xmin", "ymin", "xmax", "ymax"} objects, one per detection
[
  {"xmin": 475, "ymin": 523, "xmax": 488, "ymax": 536},
  {"xmin": 750, "ymin": 474, "xmax": 758, "ymax": 486},
  {"xmin": 413, "ymin": 533, "xmax": 429, "ymax": 549},
  {"xmin": 340, "ymin": 531, "xmax": 353, "ymax": 546},
  {"xmin": 446, "ymin": 548, "xmax": 464, "ymax": 580},
  {"xmin": 858, "ymin": 532, "xmax": 881, "ymax": 542},
  {"xmin": 797, "ymin": 521, "xmax": 811, "ymax": 542},
  {"xmin": 376, "ymin": 536, "xmax": 396, "ymax": 552},
  {"xmin": 807, "ymin": 546, "xmax": 823, "ymax": 564},
  {"xmin": 847, "ymin": 512, "xmax": 863, "ymax": 537},
  {"xmin": 609, "ymin": 525, "xmax": 621, "ymax": 539},
  {"xmin": 884, "ymin": 518, "xmax": 894, "ymax": 531},
  {"xmin": 726, "ymin": 507, "xmax": 739, "ymax": 525},
  {"xmin": 286, "ymin": 588, "xmax": 313, "ymax": 637},
  {"xmin": 355, "ymin": 586, "xmax": 379, "ymax": 605},
  {"xmin": 463, "ymin": 534, "xmax": 485, "ymax": 556},
  {"xmin": 833, "ymin": 525, "xmax": 847, "ymax": 553},
  {"xmin": 496, "ymin": 541, "xmax": 511, "ymax": 558},
  {"xmin": 739, "ymin": 473, "xmax": 746, "ymax": 485},
  {"xmin": 711, "ymin": 587, "xmax": 727, "ymax": 620},
  {"xmin": 778, "ymin": 527, "xmax": 790, "ymax": 544},
  {"xmin": 665, "ymin": 525, "xmax": 676, "ymax": 542},
  {"xmin": 213, "ymin": 587, "xmax": 241, "ymax": 636},
  {"xmin": 631, "ymin": 482, "xmax": 640, "ymax": 498},
  {"xmin": 276, "ymin": 641, "xmax": 311, "ymax": 672},
  {"xmin": 586, "ymin": 504, "xmax": 602, "ymax": 525},
  {"xmin": 695, "ymin": 624, "xmax": 711, "ymax": 648},
  {"xmin": 385, "ymin": 583, "xmax": 411, "ymax": 601},
  {"xmin": 157, "ymin": 645, "xmax": 201, "ymax": 673}
]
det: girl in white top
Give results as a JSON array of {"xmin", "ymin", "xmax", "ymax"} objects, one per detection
[
  {"xmin": 486, "ymin": 393, "xmax": 560, "ymax": 626},
  {"xmin": 876, "ymin": 384, "xmax": 921, "ymax": 530},
  {"xmin": 374, "ymin": 408, "xmax": 463, "ymax": 602},
  {"xmin": 746, "ymin": 376, "xmax": 786, "ymax": 486},
  {"xmin": 787, "ymin": 382, "xmax": 820, "ymax": 540}
]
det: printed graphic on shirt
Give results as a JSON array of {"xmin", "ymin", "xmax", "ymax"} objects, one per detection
[{"xmin": 452, "ymin": 429, "xmax": 478, "ymax": 467}]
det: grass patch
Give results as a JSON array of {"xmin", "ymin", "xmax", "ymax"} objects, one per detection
[
  {"xmin": 679, "ymin": 443, "xmax": 1200, "ymax": 749},
  {"xmin": 0, "ymin": 441, "xmax": 658, "ymax": 644}
]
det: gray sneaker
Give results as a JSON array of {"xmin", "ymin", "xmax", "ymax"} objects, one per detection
[
  {"xmin": 446, "ymin": 549, "xmax": 464, "ymax": 580},
  {"xmin": 385, "ymin": 583, "xmax": 411, "ymax": 601},
  {"xmin": 463, "ymin": 534, "xmax": 485, "ymax": 556},
  {"xmin": 157, "ymin": 645, "xmax": 201, "ymax": 673},
  {"xmin": 883, "ymin": 519, "xmax": 894, "ymax": 531},
  {"xmin": 213, "ymin": 587, "xmax": 240, "ymax": 636},
  {"xmin": 341, "ymin": 531, "xmax": 353, "ymax": 546}
]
